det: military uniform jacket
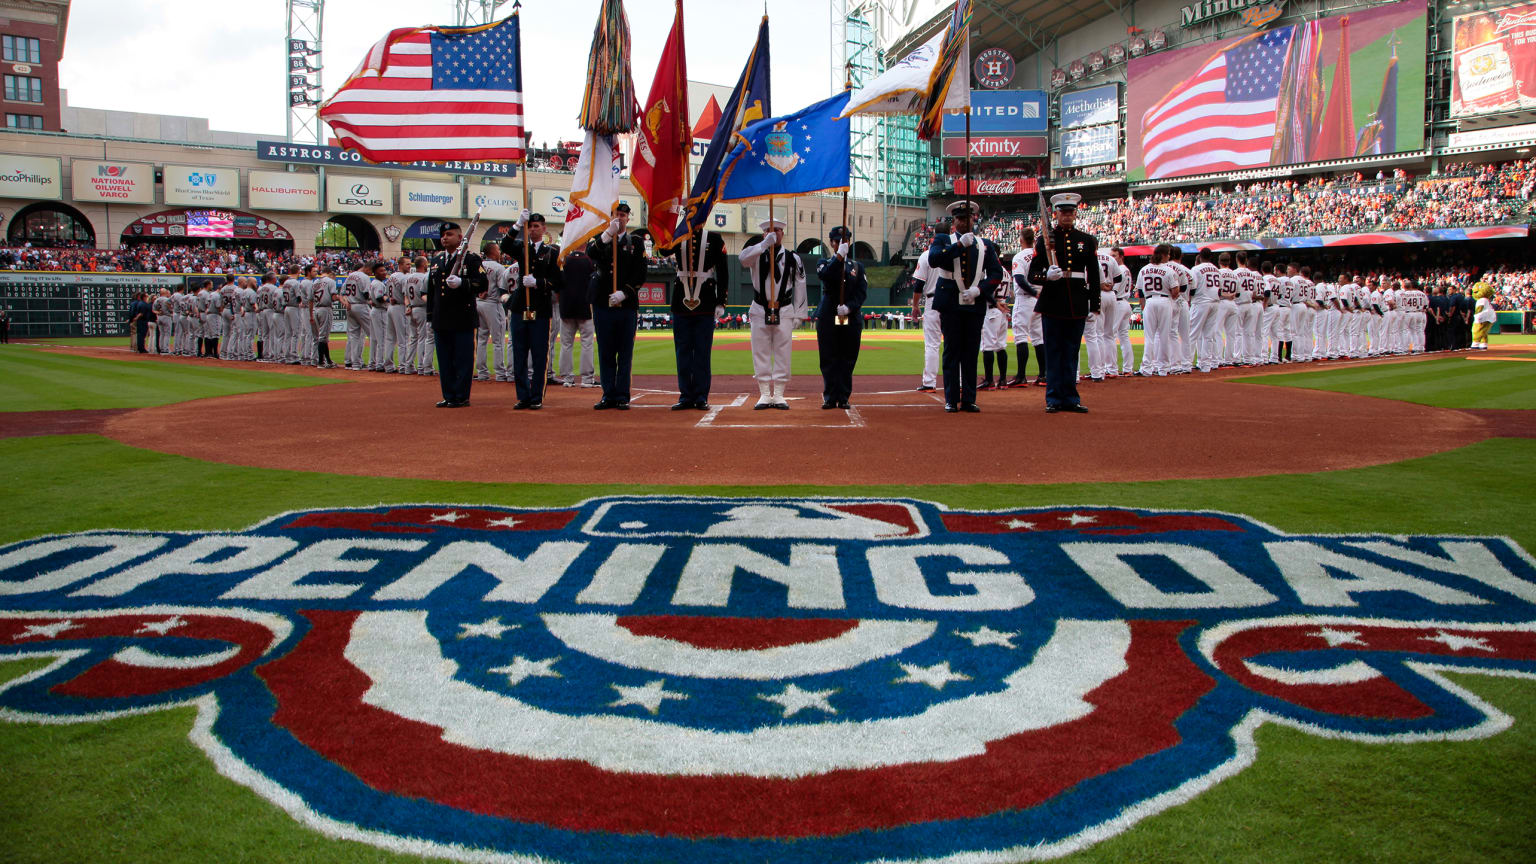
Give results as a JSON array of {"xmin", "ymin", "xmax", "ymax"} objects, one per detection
[
  {"xmin": 501, "ymin": 227, "xmax": 563, "ymax": 318},
  {"xmin": 426, "ymin": 249, "xmax": 487, "ymax": 332},
  {"xmin": 1027, "ymin": 227, "xmax": 1102, "ymax": 318},
  {"xmin": 814, "ymin": 255, "xmax": 869, "ymax": 322},
  {"xmin": 927, "ymin": 233, "xmax": 1004, "ymax": 316},
  {"xmin": 587, "ymin": 231, "xmax": 648, "ymax": 309},
  {"xmin": 667, "ymin": 231, "xmax": 727, "ymax": 316}
]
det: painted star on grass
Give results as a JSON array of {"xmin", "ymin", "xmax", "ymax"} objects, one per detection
[
  {"xmin": 1309, "ymin": 626, "xmax": 1365, "ymax": 648},
  {"xmin": 137, "ymin": 616, "xmax": 187, "ymax": 636},
  {"xmin": 1421, "ymin": 631, "xmax": 1496, "ymax": 652},
  {"xmin": 1003, "ymin": 519, "xmax": 1036, "ymax": 530},
  {"xmin": 429, "ymin": 511, "xmax": 465, "ymax": 523},
  {"xmin": 610, "ymin": 679, "xmax": 689, "ymax": 714},
  {"xmin": 1063, "ymin": 513, "xmax": 1098, "ymax": 526},
  {"xmin": 458, "ymin": 617, "xmax": 517, "ymax": 639},
  {"xmin": 956, "ymin": 625, "xmax": 1018, "ymax": 649},
  {"xmin": 894, "ymin": 661, "xmax": 972, "ymax": 691},
  {"xmin": 760, "ymin": 683, "xmax": 838, "ymax": 718},
  {"xmin": 490, "ymin": 655, "xmax": 562, "ymax": 686},
  {"xmin": 484, "ymin": 516, "xmax": 522, "ymax": 529},
  {"xmin": 13, "ymin": 620, "xmax": 83, "ymax": 640}
]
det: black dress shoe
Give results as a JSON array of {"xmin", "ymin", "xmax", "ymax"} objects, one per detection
[
  {"xmin": 916, "ymin": 385, "xmax": 936, "ymax": 392},
  {"xmin": 960, "ymin": 403, "xmax": 981, "ymax": 413},
  {"xmin": 449, "ymin": 400, "xmax": 471, "ymax": 408},
  {"xmin": 693, "ymin": 401, "xmax": 709, "ymax": 410},
  {"xmin": 822, "ymin": 400, "xmax": 837, "ymax": 410},
  {"xmin": 436, "ymin": 400, "xmax": 452, "ymax": 408},
  {"xmin": 944, "ymin": 403, "xmax": 958, "ymax": 413},
  {"xmin": 594, "ymin": 399, "xmax": 614, "ymax": 410},
  {"xmin": 514, "ymin": 400, "xmax": 530, "ymax": 410},
  {"xmin": 837, "ymin": 400, "xmax": 850, "ymax": 409},
  {"xmin": 754, "ymin": 401, "xmax": 772, "ymax": 411},
  {"xmin": 528, "ymin": 401, "xmax": 543, "ymax": 410},
  {"xmin": 772, "ymin": 401, "xmax": 789, "ymax": 410},
  {"xmin": 1064, "ymin": 404, "xmax": 1089, "ymax": 413},
  {"xmin": 616, "ymin": 402, "xmax": 630, "ymax": 410},
  {"xmin": 1045, "ymin": 405, "xmax": 1060, "ymax": 413},
  {"xmin": 671, "ymin": 401, "xmax": 692, "ymax": 410}
]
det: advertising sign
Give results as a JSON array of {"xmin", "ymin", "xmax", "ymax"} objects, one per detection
[
  {"xmin": 0, "ymin": 154, "xmax": 62, "ymax": 200},
  {"xmin": 163, "ymin": 165, "xmax": 240, "ymax": 208},
  {"xmin": 248, "ymin": 170, "xmax": 321, "ymax": 212},
  {"xmin": 1126, "ymin": 0, "xmax": 1426, "ymax": 181},
  {"xmin": 1060, "ymin": 124, "xmax": 1121, "ymax": 168},
  {"xmin": 469, "ymin": 187, "xmax": 526, "ymax": 221},
  {"xmin": 71, "ymin": 160, "xmax": 154, "ymax": 203},
  {"xmin": 1451, "ymin": 3, "xmax": 1536, "ymax": 117},
  {"xmin": 706, "ymin": 202, "xmax": 741, "ymax": 233},
  {"xmin": 532, "ymin": 188, "xmax": 637, "ymax": 225},
  {"xmin": 973, "ymin": 48, "xmax": 1016, "ymax": 89},
  {"xmin": 940, "ymin": 136, "xmax": 1049, "ymax": 158},
  {"xmin": 327, "ymin": 175, "xmax": 393, "ymax": 214},
  {"xmin": 940, "ymin": 90, "xmax": 1048, "ymax": 135},
  {"xmin": 1060, "ymin": 84, "xmax": 1120, "ymax": 130},
  {"xmin": 256, "ymin": 140, "xmax": 516, "ymax": 178},
  {"xmin": 399, "ymin": 180, "xmax": 463, "ymax": 218},
  {"xmin": 952, "ymin": 177, "xmax": 1041, "ymax": 196}
]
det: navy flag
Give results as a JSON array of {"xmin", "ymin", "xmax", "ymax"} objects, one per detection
[
  {"xmin": 718, "ymin": 92, "xmax": 851, "ymax": 202},
  {"xmin": 677, "ymin": 16, "xmax": 770, "ymax": 237}
]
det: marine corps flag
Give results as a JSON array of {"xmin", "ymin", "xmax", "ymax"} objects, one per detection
[{"xmin": 633, "ymin": 0, "xmax": 689, "ymax": 251}]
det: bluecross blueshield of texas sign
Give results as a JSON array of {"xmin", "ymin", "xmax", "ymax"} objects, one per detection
[{"xmin": 2, "ymin": 496, "xmax": 1534, "ymax": 864}]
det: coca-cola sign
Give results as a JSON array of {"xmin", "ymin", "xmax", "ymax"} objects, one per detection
[{"xmin": 954, "ymin": 178, "xmax": 1041, "ymax": 196}]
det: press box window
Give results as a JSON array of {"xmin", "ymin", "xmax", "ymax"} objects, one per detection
[
  {"xmin": 4, "ymin": 75, "xmax": 43, "ymax": 103},
  {"xmin": 2, "ymin": 36, "xmax": 41, "ymax": 64},
  {"xmin": 5, "ymin": 113, "xmax": 42, "ymax": 129}
]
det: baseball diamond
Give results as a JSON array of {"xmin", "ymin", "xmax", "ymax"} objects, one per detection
[{"xmin": 4, "ymin": 0, "xmax": 1536, "ymax": 862}]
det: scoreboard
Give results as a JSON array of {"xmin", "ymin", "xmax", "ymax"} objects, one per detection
[{"xmin": 0, "ymin": 273, "xmax": 185, "ymax": 339}]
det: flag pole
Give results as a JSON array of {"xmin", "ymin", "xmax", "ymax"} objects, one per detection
[
  {"xmin": 769, "ymin": 195, "xmax": 778, "ymax": 322},
  {"xmin": 678, "ymin": 0, "xmax": 697, "ymax": 312},
  {"xmin": 837, "ymin": 64, "xmax": 852, "ymax": 326}
]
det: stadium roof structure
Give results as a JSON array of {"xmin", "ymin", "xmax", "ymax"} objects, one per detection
[{"xmin": 888, "ymin": 0, "xmax": 1131, "ymax": 59}]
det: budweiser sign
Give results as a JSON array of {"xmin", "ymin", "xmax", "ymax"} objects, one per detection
[{"xmin": 954, "ymin": 178, "xmax": 1041, "ymax": 196}]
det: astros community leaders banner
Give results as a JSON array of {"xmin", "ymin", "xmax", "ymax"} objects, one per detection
[
  {"xmin": 163, "ymin": 165, "xmax": 240, "ymax": 208},
  {"xmin": 1126, "ymin": 0, "xmax": 1426, "ymax": 181},
  {"xmin": 326, "ymin": 174, "xmax": 393, "ymax": 215},
  {"xmin": 247, "ymin": 170, "xmax": 321, "ymax": 212},
  {"xmin": 399, "ymin": 180, "xmax": 463, "ymax": 219},
  {"xmin": 0, "ymin": 154, "xmax": 62, "ymax": 200},
  {"xmin": 70, "ymin": 160, "xmax": 154, "ymax": 203},
  {"xmin": 1451, "ymin": 2, "xmax": 1536, "ymax": 117}
]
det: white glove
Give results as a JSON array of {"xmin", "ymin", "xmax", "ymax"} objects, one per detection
[
  {"xmin": 603, "ymin": 219, "xmax": 622, "ymax": 240},
  {"xmin": 446, "ymin": 275, "xmax": 462, "ymax": 289},
  {"xmin": 1046, "ymin": 265, "xmax": 1064, "ymax": 281},
  {"xmin": 959, "ymin": 233, "xmax": 976, "ymax": 247},
  {"xmin": 962, "ymin": 287, "xmax": 981, "ymax": 302},
  {"xmin": 837, "ymin": 242, "xmax": 849, "ymax": 258},
  {"xmin": 837, "ymin": 304, "xmax": 850, "ymax": 316},
  {"xmin": 517, "ymin": 208, "xmax": 531, "ymax": 228},
  {"xmin": 522, "ymin": 275, "xmax": 537, "ymax": 288},
  {"xmin": 715, "ymin": 305, "xmax": 726, "ymax": 319},
  {"xmin": 609, "ymin": 290, "xmax": 625, "ymax": 307},
  {"xmin": 766, "ymin": 232, "xmax": 782, "ymax": 248}
]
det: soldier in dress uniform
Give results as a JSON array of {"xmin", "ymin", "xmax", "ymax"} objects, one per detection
[
  {"xmin": 815, "ymin": 226, "xmax": 867, "ymax": 410},
  {"xmin": 667, "ymin": 226, "xmax": 727, "ymax": 411},
  {"xmin": 928, "ymin": 200, "xmax": 1005, "ymax": 413},
  {"xmin": 426, "ymin": 221, "xmax": 486, "ymax": 408},
  {"xmin": 587, "ymin": 202, "xmax": 647, "ymax": 410},
  {"xmin": 740, "ymin": 218, "xmax": 809, "ymax": 410},
  {"xmin": 1027, "ymin": 192, "xmax": 1101, "ymax": 413},
  {"xmin": 502, "ymin": 210, "xmax": 564, "ymax": 410}
]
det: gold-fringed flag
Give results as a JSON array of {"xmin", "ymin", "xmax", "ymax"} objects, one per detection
[
  {"xmin": 838, "ymin": 0, "xmax": 970, "ymax": 136},
  {"xmin": 633, "ymin": 0, "xmax": 690, "ymax": 251},
  {"xmin": 916, "ymin": 0, "xmax": 973, "ymax": 140},
  {"xmin": 562, "ymin": 0, "xmax": 638, "ymax": 260}
]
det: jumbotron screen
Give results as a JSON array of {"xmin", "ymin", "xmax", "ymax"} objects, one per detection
[{"xmin": 1125, "ymin": 0, "xmax": 1426, "ymax": 182}]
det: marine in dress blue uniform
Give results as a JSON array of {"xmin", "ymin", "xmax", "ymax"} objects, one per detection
[
  {"xmin": 501, "ymin": 211, "xmax": 564, "ymax": 410},
  {"xmin": 667, "ymin": 227, "xmax": 727, "ymax": 410},
  {"xmin": 1027, "ymin": 193, "xmax": 1101, "ymax": 413},
  {"xmin": 928, "ymin": 201, "xmax": 1005, "ymax": 413},
  {"xmin": 587, "ymin": 202, "xmax": 647, "ymax": 410},
  {"xmin": 815, "ymin": 226, "xmax": 868, "ymax": 409},
  {"xmin": 426, "ymin": 221, "xmax": 487, "ymax": 407}
]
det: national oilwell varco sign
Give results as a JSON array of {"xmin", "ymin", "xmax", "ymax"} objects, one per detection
[{"xmin": 1180, "ymin": 0, "xmax": 1285, "ymax": 29}]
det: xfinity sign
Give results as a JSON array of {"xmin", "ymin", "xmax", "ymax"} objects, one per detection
[{"xmin": 941, "ymin": 90, "xmax": 1048, "ymax": 135}]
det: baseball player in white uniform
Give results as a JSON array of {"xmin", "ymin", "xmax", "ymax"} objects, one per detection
[
  {"xmin": 1233, "ymin": 252, "xmax": 1262, "ymax": 364},
  {"xmin": 1137, "ymin": 244, "xmax": 1178, "ymax": 376},
  {"xmin": 1111, "ymin": 248, "xmax": 1134, "ymax": 375},
  {"xmin": 1187, "ymin": 249, "xmax": 1220, "ymax": 372},
  {"xmin": 913, "ymin": 247, "xmax": 943, "ymax": 391},
  {"xmin": 1009, "ymin": 227, "xmax": 1044, "ymax": 386},
  {"xmin": 740, "ymin": 218, "xmax": 808, "ymax": 409},
  {"xmin": 1087, "ymin": 246, "xmax": 1122, "ymax": 380},
  {"xmin": 1167, "ymin": 252, "xmax": 1194, "ymax": 373},
  {"xmin": 978, "ymin": 269, "xmax": 1011, "ymax": 389}
]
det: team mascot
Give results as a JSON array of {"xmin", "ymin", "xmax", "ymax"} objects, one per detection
[{"xmin": 1472, "ymin": 282, "xmax": 1497, "ymax": 350}]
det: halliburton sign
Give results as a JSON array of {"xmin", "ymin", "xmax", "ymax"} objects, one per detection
[{"xmin": 940, "ymin": 136, "xmax": 1049, "ymax": 158}]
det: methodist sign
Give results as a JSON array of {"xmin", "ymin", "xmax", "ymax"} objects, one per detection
[
  {"xmin": 1060, "ymin": 84, "xmax": 1120, "ymax": 130},
  {"xmin": 0, "ymin": 154, "xmax": 62, "ymax": 199},
  {"xmin": 327, "ymin": 175, "xmax": 393, "ymax": 214},
  {"xmin": 71, "ymin": 160, "xmax": 154, "ymax": 203},
  {"xmin": 247, "ymin": 170, "xmax": 321, "ymax": 212},
  {"xmin": 399, "ymin": 180, "xmax": 463, "ymax": 218},
  {"xmin": 163, "ymin": 165, "xmax": 240, "ymax": 208},
  {"xmin": 941, "ymin": 90, "xmax": 1048, "ymax": 135}
]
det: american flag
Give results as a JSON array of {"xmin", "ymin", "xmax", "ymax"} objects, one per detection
[
  {"xmin": 1141, "ymin": 26, "xmax": 1297, "ymax": 180},
  {"xmin": 186, "ymin": 211, "xmax": 234, "ymax": 238},
  {"xmin": 318, "ymin": 17, "xmax": 524, "ymax": 164}
]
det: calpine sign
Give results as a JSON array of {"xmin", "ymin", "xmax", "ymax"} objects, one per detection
[{"xmin": 2, "ymin": 496, "xmax": 1535, "ymax": 864}]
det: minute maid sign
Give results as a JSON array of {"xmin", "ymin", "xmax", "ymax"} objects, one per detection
[
  {"xmin": 1180, "ymin": 0, "xmax": 1286, "ymax": 29},
  {"xmin": 2, "ymin": 496, "xmax": 1534, "ymax": 864}
]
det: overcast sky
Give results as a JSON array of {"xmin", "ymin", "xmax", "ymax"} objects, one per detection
[{"xmin": 57, "ymin": 0, "xmax": 835, "ymax": 146}]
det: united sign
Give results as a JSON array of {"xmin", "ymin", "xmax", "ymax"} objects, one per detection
[{"xmin": 2, "ymin": 497, "xmax": 1535, "ymax": 863}]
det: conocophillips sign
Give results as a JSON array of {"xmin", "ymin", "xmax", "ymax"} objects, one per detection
[{"xmin": 0, "ymin": 155, "xmax": 62, "ymax": 200}]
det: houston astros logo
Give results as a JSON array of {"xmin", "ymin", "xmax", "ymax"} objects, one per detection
[{"xmin": 2, "ymin": 496, "xmax": 1534, "ymax": 864}]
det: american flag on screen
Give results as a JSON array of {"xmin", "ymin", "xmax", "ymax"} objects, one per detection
[
  {"xmin": 318, "ymin": 16, "xmax": 524, "ymax": 164},
  {"xmin": 186, "ymin": 211, "xmax": 234, "ymax": 238},
  {"xmin": 1140, "ymin": 25, "xmax": 1297, "ymax": 180}
]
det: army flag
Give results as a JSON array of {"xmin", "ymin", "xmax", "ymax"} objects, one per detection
[
  {"xmin": 838, "ymin": 2, "xmax": 969, "ymax": 131},
  {"xmin": 718, "ymin": 92, "xmax": 852, "ymax": 202},
  {"xmin": 678, "ymin": 16, "xmax": 770, "ymax": 239},
  {"xmin": 633, "ymin": 0, "xmax": 689, "ymax": 250}
]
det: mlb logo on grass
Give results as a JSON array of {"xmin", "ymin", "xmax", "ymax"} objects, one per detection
[{"xmin": 1, "ymin": 496, "xmax": 1534, "ymax": 864}]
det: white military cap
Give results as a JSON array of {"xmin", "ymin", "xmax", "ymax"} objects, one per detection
[
  {"xmin": 1050, "ymin": 192, "xmax": 1082, "ymax": 209},
  {"xmin": 946, "ymin": 200, "xmax": 980, "ymax": 217},
  {"xmin": 758, "ymin": 218, "xmax": 787, "ymax": 231}
]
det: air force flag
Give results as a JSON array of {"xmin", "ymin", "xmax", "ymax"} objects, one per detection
[{"xmin": 718, "ymin": 91, "xmax": 851, "ymax": 202}]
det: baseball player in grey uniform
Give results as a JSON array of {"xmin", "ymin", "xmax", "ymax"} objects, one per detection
[
  {"xmin": 404, "ymin": 257, "xmax": 433, "ymax": 374},
  {"xmin": 279, "ymin": 266, "xmax": 305, "ymax": 364},
  {"xmin": 152, "ymin": 289, "xmax": 171, "ymax": 354},
  {"xmin": 384, "ymin": 257, "xmax": 411, "ymax": 373},
  {"xmin": 339, "ymin": 264, "xmax": 372, "ymax": 369},
  {"xmin": 217, "ymin": 275, "xmax": 237, "ymax": 359},
  {"xmin": 369, "ymin": 264, "xmax": 392, "ymax": 371},
  {"xmin": 310, "ymin": 265, "xmax": 338, "ymax": 368},
  {"xmin": 477, "ymin": 244, "xmax": 511, "ymax": 382}
]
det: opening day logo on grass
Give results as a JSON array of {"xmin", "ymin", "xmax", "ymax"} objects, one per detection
[{"xmin": 1, "ymin": 496, "xmax": 1535, "ymax": 864}]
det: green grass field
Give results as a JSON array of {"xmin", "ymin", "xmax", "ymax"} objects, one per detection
[{"xmin": 0, "ymin": 343, "xmax": 1533, "ymax": 864}]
